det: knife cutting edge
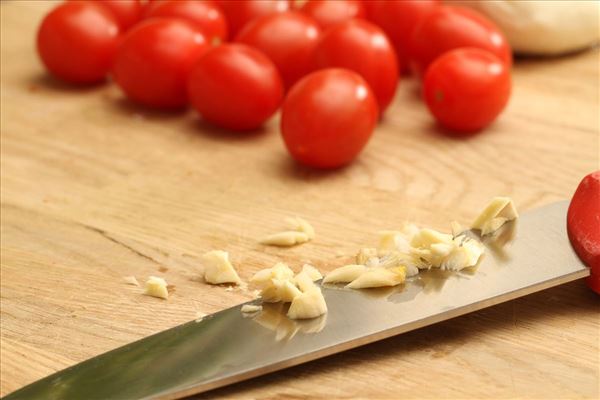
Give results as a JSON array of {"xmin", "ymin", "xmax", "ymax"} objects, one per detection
[{"xmin": 4, "ymin": 200, "xmax": 591, "ymax": 400}]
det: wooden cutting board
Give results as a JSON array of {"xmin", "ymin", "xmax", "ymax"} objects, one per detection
[{"xmin": 1, "ymin": 1, "xmax": 598, "ymax": 398}]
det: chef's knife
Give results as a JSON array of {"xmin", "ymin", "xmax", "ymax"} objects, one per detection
[{"xmin": 4, "ymin": 201, "xmax": 590, "ymax": 400}]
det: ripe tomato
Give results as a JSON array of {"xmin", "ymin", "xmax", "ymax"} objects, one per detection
[
  {"xmin": 311, "ymin": 19, "xmax": 398, "ymax": 113},
  {"xmin": 217, "ymin": 0, "xmax": 291, "ymax": 37},
  {"xmin": 95, "ymin": 0, "xmax": 143, "ymax": 30},
  {"xmin": 409, "ymin": 6, "xmax": 512, "ymax": 76},
  {"xmin": 37, "ymin": 1, "xmax": 120, "ymax": 84},
  {"xmin": 281, "ymin": 69, "xmax": 378, "ymax": 169},
  {"xmin": 112, "ymin": 19, "xmax": 209, "ymax": 108},
  {"xmin": 236, "ymin": 11, "xmax": 321, "ymax": 90},
  {"xmin": 567, "ymin": 171, "xmax": 600, "ymax": 294},
  {"xmin": 365, "ymin": 0, "xmax": 439, "ymax": 71},
  {"xmin": 188, "ymin": 44, "xmax": 284, "ymax": 130},
  {"xmin": 144, "ymin": 0, "xmax": 228, "ymax": 42},
  {"xmin": 300, "ymin": 0, "xmax": 365, "ymax": 30},
  {"xmin": 422, "ymin": 48, "xmax": 511, "ymax": 134}
]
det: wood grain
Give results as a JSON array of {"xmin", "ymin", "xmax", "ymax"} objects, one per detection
[{"xmin": 1, "ymin": 1, "xmax": 599, "ymax": 398}]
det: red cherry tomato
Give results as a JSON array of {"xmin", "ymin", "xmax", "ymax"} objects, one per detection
[
  {"xmin": 112, "ymin": 19, "xmax": 209, "ymax": 108},
  {"xmin": 144, "ymin": 0, "xmax": 228, "ymax": 42},
  {"xmin": 236, "ymin": 11, "xmax": 321, "ymax": 90},
  {"xmin": 300, "ymin": 0, "xmax": 365, "ymax": 30},
  {"xmin": 281, "ymin": 69, "xmax": 378, "ymax": 169},
  {"xmin": 567, "ymin": 171, "xmax": 600, "ymax": 294},
  {"xmin": 188, "ymin": 44, "xmax": 284, "ymax": 130},
  {"xmin": 217, "ymin": 0, "xmax": 291, "ymax": 38},
  {"xmin": 365, "ymin": 0, "xmax": 439, "ymax": 71},
  {"xmin": 409, "ymin": 6, "xmax": 512, "ymax": 76},
  {"xmin": 95, "ymin": 0, "xmax": 143, "ymax": 30},
  {"xmin": 37, "ymin": 1, "xmax": 120, "ymax": 84},
  {"xmin": 422, "ymin": 48, "xmax": 511, "ymax": 134},
  {"xmin": 311, "ymin": 19, "xmax": 398, "ymax": 113}
]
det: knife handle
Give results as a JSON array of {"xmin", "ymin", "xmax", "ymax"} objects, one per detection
[{"xmin": 567, "ymin": 171, "xmax": 600, "ymax": 294}]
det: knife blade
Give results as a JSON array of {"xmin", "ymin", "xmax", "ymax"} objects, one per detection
[{"xmin": 5, "ymin": 201, "xmax": 589, "ymax": 400}]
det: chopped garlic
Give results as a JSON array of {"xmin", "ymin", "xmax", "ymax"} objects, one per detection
[
  {"xmin": 356, "ymin": 247, "xmax": 378, "ymax": 265},
  {"xmin": 472, "ymin": 197, "xmax": 518, "ymax": 236},
  {"xmin": 144, "ymin": 276, "xmax": 168, "ymax": 299},
  {"xmin": 450, "ymin": 221, "xmax": 463, "ymax": 237},
  {"xmin": 123, "ymin": 276, "xmax": 139, "ymax": 286},
  {"xmin": 378, "ymin": 230, "xmax": 403, "ymax": 252},
  {"xmin": 284, "ymin": 216, "xmax": 316, "ymax": 239},
  {"xmin": 261, "ymin": 279, "xmax": 302, "ymax": 303},
  {"xmin": 410, "ymin": 228, "xmax": 454, "ymax": 248},
  {"xmin": 346, "ymin": 267, "xmax": 406, "ymax": 289},
  {"xmin": 300, "ymin": 264, "xmax": 322, "ymax": 281},
  {"xmin": 260, "ymin": 231, "xmax": 309, "ymax": 247},
  {"xmin": 287, "ymin": 288, "xmax": 327, "ymax": 319},
  {"xmin": 294, "ymin": 271, "xmax": 318, "ymax": 292},
  {"xmin": 202, "ymin": 250, "xmax": 242, "ymax": 285},
  {"xmin": 323, "ymin": 264, "xmax": 367, "ymax": 284},
  {"xmin": 251, "ymin": 262, "xmax": 294, "ymax": 287},
  {"xmin": 241, "ymin": 304, "xmax": 263, "ymax": 314},
  {"xmin": 439, "ymin": 237, "xmax": 485, "ymax": 271},
  {"xmin": 251, "ymin": 263, "xmax": 301, "ymax": 302}
]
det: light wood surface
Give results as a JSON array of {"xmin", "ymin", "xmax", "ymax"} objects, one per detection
[{"xmin": 1, "ymin": 1, "xmax": 599, "ymax": 398}]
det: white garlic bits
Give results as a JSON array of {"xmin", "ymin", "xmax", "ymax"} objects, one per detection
[
  {"xmin": 471, "ymin": 197, "xmax": 518, "ymax": 236},
  {"xmin": 144, "ymin": 276, "xmax": 168, "ymax": 299},
  {"xmin": 323, "ymin": 264, "xmax": 367, "ymax": 284},
  {"xmin": 346, "ymin": 267, "xmax": 406, "ymax": 289},
  {"xmin": 202, "ymin": 250, "xmax": 242, "ymax": 285},
  {"xmin": 261, "ymin": 216, "xmax": 315, "ymax": 247},
  {"xmin": 287, "ymin": 288, "xmax": 328, "ymax": 320}
]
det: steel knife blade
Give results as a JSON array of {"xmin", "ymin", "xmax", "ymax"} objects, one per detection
[{"xmin": 5, "ymin": 201, "xmax": 589, "ymax": 400}]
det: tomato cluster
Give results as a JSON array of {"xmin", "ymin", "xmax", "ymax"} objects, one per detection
[{"xmin": 37, "ymin": 0, "xmax": 513, "ymax": 169}]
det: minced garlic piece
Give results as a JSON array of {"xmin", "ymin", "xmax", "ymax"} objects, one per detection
[
  {"xmin": 251, "ymin": 263, "xmax": 301, "ymax": 303},
  {"xmin": 346, "ymin": 267, "xmax": 406, "ymax": 289},
  {"xmin": 123, "ymin": 276, "xmax": 139, "ymax": 286},
  {"xmin": 294, "ymin": 271, "xmax": 318, "ymax": 292},
  {"xmin": 323, "ymin": 264, "xmax": 367, "ymax": 284},
  {"xmin": 144, "ymin": 276, "xmax": 168, "ymax": 299},
  {"xmin": 251, "ymin": 262, "xmax": 294, "ymax": 286},
  {"xmin": 356, "ymin": 247, "xmax": 378, "ymax": 265},
  {"xmin": 300, "ymin": 264, "xmax": 322, "ymax": 281},
  {"xmin": 439, "ymin": 238, "xmax": 484, "ymax": 271},
  {"xmin": 451, "ymin": 221, "xmax": 463, "ymax": 237},
  {"xmin": 287, "ymin": 288, "xmax": 327, "ymax": 319},
  {"xmin": 378, "ymin": 230, "xmax": 403, "ymax": 252},
  {"xmin": 472, "ymin": 197, "xmax": 518, "ymax": 236},
  {"xmin": 284, "ymin": 216, "xmax": 316, "ymax": 239},
  {"xmin": 202, "ymin": 250, "xmax": 242, "ymax": 285},
  {"xmin": 260, "ymin": 231, "xmax": 309, "ymax": 247},
  {"xmin": 241, "ymin": 304, "xmax": 263, "ymax": 314},
  {"xmin": 261, "ymin": 279, "xmax": 302, "ymax": 303}
]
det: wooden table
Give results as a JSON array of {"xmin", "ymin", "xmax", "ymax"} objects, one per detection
[{"xmin": 1, "ymin": 1, "xmax": 598, "ymax": 398}]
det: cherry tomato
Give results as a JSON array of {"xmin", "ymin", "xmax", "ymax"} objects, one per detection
[
  {"xmin": 144, "ymin": 0, "xmax": 228, "ymax": 42},
  {"xmin": 281, "ymin": 69, "xmax": 378, "ymax": 169},
  {"xmin": 188, "ymin": 44, "xmax": 284, "ymax": 130},
  {"xmin": 300, "ymin": 0, "xmax": 365, "ymax": 30},
  {"xmin": 409, "ymin": 6, "xmax": 512, "ymax": 76},
  {"xmin": 422, "ymin": 48, "xmax": 511, "ymax": 134},
  {"xmin": 567, "ymin": 171, "xmax": 600, "ymax": 294},
  {"xmin": 95, "ymin": 0, "xmax": 143, "ymax": 30},
  {"xmin": 37, "ymin": 1, "xmax": 120, "ymax": 84},
  {"xmin": 217, "ymin": 0, "xmax": 291, "ymax": 38},
  {"xmin": 236, "ymin": 11, "xmax": 321, "ymax": 90},
  {"xmin": 112, "ymin": 19, "xmax": 209, "ymax": 108},
  {"xmin": 365, "ymin": 0, "xmax": 439, "ymax": 71},
  {"xmin": 311, "ymin": 19, "xmax": 398, "ymax": 113}
]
